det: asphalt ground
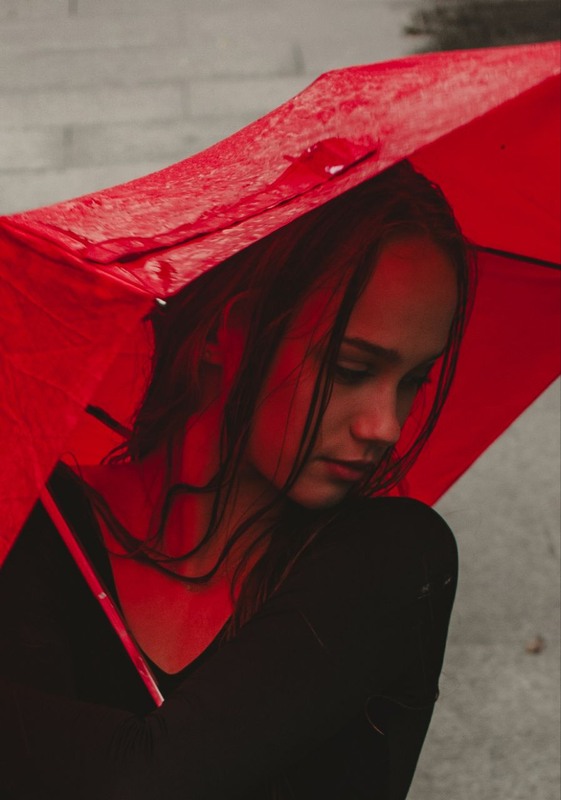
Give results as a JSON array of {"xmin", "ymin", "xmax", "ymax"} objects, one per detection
[{"xmin": 0, "ymin": 2, "xmax": 559, "ymax": 798}]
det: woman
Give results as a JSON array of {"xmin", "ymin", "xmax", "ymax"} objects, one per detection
[{"xmin": 0, "ymin": 160, "xmax": 473, "ymax": 799}]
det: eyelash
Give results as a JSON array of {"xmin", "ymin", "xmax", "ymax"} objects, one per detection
[
  {"xmin": 334, "ymin": 366, "xmax": 370, "ymax": 384},
  {"xmin": 334, "ymin": 365, "xmax": 432, "ymax": 389}
]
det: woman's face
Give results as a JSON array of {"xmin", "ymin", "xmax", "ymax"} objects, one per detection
[{"xmin": 241, "ymin": 234, "xmax": 459, "ymax": 509}]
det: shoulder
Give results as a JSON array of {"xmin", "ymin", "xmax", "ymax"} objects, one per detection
[
  {"xmin": 328, "ymin": 494, "xmax": 456, "ymax": 554},
  {"xmin": 0, "ymin": 469, "xmax": 81, "ymax": 640},
  {"xmin": 353, "ymin": 495, "xmax": 456, "ymax": 553},
  {"xmin": 317, "ymin": 495, "xmax": 458, "ymax": 603},
  {"xmin": 2, "ymin": 463, "xmax": 98, "ymax": 573},
  {"xmin": 47, "ymin": 462, "xmax": 99, "ymax": 535},
  {"xmin": 3, "ymin": 462, "xmax": 84, "ymax": 574}
]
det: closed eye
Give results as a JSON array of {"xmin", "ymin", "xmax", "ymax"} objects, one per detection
[
  {"xmin": 334, "ymin": 361, "xmax": 436, "ymax": 388},
  {"xmin": 334, "ymin": 365, "xmax": 371, "ymax": 384}
]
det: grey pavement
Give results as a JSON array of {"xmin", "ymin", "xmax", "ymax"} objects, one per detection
[{"xmin": 0, "ymin": 2, "xmax": 559, "ymax": 798}]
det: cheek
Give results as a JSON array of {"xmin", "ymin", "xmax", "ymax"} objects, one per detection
[
  {"xmin": 397, "ymin": 386, "xmax": 419, "ymax": 426},
  {"xmin": 248, "ymin": 364, "xmax": 316, "ymax": 481}
]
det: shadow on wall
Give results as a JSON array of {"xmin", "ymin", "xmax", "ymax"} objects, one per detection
[{"xmin": 405, "ymin": 0, "xmax": 560, "ymax": 51}]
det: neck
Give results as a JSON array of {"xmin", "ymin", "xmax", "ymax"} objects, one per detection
[{"xmin": 134, "ymin": 407, "xmax": 279, "ymax": 579}]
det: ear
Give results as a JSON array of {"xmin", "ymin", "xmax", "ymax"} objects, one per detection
[{"xmin": 202, "ymin": 292, "xmax": 253, "ymax": 385}]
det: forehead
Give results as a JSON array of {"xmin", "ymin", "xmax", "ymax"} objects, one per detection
[
  {"xmin": 345, "ymin": 235, "xmax": 457, "ymax": 361},
  {"xmin": 288, "ymin": 234, "xmax": 457, "ymax": 359}
]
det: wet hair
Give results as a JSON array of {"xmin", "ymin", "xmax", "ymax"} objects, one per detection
[{"xmin": 93, "ymin": 159, "xmax": 475, "ymax": 636}]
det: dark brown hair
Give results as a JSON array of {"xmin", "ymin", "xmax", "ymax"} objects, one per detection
[{"xmin": 93, "ymin": 160, "xmax": 475, "ymax": 636}]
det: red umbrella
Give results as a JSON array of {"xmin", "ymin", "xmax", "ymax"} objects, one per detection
[{"xmin": 1, "ymin": 41, "xmax": 559, "ymax": 699}]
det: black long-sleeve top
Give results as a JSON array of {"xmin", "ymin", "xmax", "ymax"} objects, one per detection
[{"xmin": 0, "ymin": 466, "xmax": 458, "ymax": 799}]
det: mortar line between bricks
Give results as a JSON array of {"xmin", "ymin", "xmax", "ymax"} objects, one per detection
[
  {"xmin": 0, "ymin": 77, "xmax": 191, "ymax": 95},
  {"xmin": 0, "ymin": 66, "xmax": 305, "ymax": 88}
]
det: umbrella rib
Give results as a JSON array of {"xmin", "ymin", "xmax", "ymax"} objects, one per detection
[
  {"xmin": 40, "ymin": 485, "xmax": 164, "ymax": 707},
  {"xmin": 85, "ymin": 404, "xmax": 132, "ymax": 439},
  {"xmin": 474, "ymin": 245, "xmax": 561, "ymax": 271}
]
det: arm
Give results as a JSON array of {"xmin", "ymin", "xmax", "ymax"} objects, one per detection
[
  {"xmin": 0, "ymin": 498, "xmax": 457, "ymax": 800},
  {"xmin": 274, "ymin": 697, "xmax": 434, "ymax": 800}
]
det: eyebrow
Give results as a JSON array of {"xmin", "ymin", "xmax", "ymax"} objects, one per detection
[{"xmin": 342, "ymin": 337, "xmax": 445, "ymax": 366}]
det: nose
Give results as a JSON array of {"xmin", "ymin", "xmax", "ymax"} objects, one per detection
[{"xmin": 349, "ymin": 392, "xmax": 402, "ymax": 449}]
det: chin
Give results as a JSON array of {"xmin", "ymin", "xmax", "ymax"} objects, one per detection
[{"xmin": 285, "ymin": 480, "xmax": 351, "ymax": 510}]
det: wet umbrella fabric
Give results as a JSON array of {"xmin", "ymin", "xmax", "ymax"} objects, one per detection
[{"xmin": 0, "ymin": 42, "xmax": 559, "ymax": 568}]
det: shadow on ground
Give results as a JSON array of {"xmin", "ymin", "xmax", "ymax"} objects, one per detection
[{"xmin": 405, "ymin": 0, "xmax": 560, "ymax": 51}]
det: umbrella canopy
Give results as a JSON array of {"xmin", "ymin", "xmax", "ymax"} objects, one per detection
[{"xmin": 1, "ymin": 41, "xmax": 560, "ymax": 569}]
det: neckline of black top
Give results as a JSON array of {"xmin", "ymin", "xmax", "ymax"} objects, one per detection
[{"xmin": 48, "ymin": 462, "xmax": 230, "ymax": 693}]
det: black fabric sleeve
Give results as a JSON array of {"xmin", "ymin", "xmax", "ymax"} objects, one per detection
[{"xmin": 0, "ymin": 497, "xmax": 457, "ymax": 800}]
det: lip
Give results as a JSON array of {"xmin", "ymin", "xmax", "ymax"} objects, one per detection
[{"xmin": 321, "ymin": 458, "xmax": 375, "ymax": 482}]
